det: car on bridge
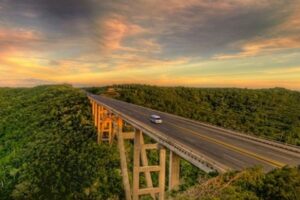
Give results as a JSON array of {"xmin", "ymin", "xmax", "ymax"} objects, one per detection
[{"xmin": 150, "ymin": 114, "xmax": 163, "ymax": 124}]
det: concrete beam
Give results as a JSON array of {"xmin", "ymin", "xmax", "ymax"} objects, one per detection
[
  {"xmin": 123, "ymin": 131, "xmax": 135, "ymax": 140},
  {"xmin": 138, "ymin": 187, "xmax": 160, "ymax": 195},
  {"xmin": 142, "ymin": 143, "xmax": 159, "ymax": 150},
  {"xmin": 139, "ymin": 166, "xmax": 161, "ymax": 172}
]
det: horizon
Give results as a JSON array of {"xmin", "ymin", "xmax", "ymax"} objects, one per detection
[
  {"xmin": 0, "ymin": 0, "xmax": 300, "ymax": 89},
  {"xmin": 1, "ymin": 83, "xmax": 300, "ymax": 92}
]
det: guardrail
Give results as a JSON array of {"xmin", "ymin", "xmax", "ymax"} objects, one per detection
[{"xmin": 116, "ymin": 97, "xmax": 300, "ymax": 154}]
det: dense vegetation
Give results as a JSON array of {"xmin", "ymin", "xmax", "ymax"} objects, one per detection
[
  {"xmin": 1, "ymin": 84, "xmax": 299, "ymax": 200},
  {"xmin": 87, "ymin": 84, "xmax": 300, "ymax": 146},
  {"xmin": 173, "ymin": 166, "xmax": 300, "ymax": 200},
  {"xmin": 0, "ymin": 85, "xmax": 123, "ymax": 199}
]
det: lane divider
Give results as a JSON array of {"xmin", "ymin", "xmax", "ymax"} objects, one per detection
[
  {"xmin": 94, "ymin": 96, "xmax": 285, "ymax": 168},
  {"xmin": 164, "ymin": 121, "xmax": 285, "ymax": 168}
]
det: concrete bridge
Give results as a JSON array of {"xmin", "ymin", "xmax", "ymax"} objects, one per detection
[{"xmin": 88, "ymin": 94, "xmax": 300, "ymax": 200}]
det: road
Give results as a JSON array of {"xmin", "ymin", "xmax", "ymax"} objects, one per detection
[{"xmin": 91, "ymin": 95, "xmax": 300, "ymax": 171}]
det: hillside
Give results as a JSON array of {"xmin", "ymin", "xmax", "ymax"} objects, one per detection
[
  {"xmin": 87, "ymin": 85, "xmax": 300, "ymax": 146},
  {"xmin": 0, "ymin": 85, "xmax": 123, "ymax": 199},
  {"xmin": 1, "ymin": 84, "xmax": 299, "ymax": 200},
  {"xmin": 172, "ymin": 166, "xmax": 300, "ymax": 200}
]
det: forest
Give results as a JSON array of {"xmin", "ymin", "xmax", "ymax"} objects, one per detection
[
  {"xmin": 173, "ymin": 166, "xmax": 300, "ymax": 200},
  {"xmin": 1, "ymin": 84, "xmax": 299, "ymax": 199},
  {"xmin": 0, "ymin": 85, "xmax": 123, "ymax": 199}
]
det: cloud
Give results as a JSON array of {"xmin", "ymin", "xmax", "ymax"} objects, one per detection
[
  {"xmin": 156, "ymin": 0, "xmax": 292, "ymax": 57},
  {"xmin": 212, "ymin": 1, "xmax": 300, "ymax": 59},
  {"xmin": 264, "ymin": 66, "xmax": 300, "ymax": 75},
  {"xmin": 96, "ymin": 16, "xmax": 147, "ymax": 52},
  {"xmin": 0, "ymin": 0, "xmax": 300, "ymax": 89},
  {"xmin": 4, "ymin": 0, "xmax": 97, "ymax": 21},
  {"xmin": 0, "ymin": 28, "xmax": 42, "ymax": 53},
  {"xmin": 0, "ymin": 78, "xmax": 55, "ymax": 87},
  {"xmin": 214, "ymin": 36, "xmax": 300, "ymax": 59}
]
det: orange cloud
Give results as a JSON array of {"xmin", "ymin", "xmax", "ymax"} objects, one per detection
[
  {"xmin": 275, "ymin": 3, "xmax": 300, "ymax": 32},
  {"xmin": 99, "ymin": 16, "xmax": 146, "ymax": 52},
  {"xmin": 214, "ymin": 3, "xmax": 300, "ymax": 60},
  {"xmin": 0, "ymin": 27, "xmax": 42, "ymax": 59},
  {"xmin": 0, "ymin": 28, "xmax": 40, "ymax": 41}
]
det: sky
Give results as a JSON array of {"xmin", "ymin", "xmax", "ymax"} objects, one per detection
[{"xmin": 0, "ymin": 0, "xmax": 300, "ymax": 89}]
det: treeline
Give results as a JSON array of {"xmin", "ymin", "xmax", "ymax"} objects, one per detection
[
  {"xmin": 0, "ymin": 85, "xmax": 123, "ymax": 199},
  {"xmin": 87, "ymin": 84, "xmax": 300, "ymax": 146}
]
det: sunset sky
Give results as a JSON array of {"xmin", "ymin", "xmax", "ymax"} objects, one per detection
[{"xmin": 0, "ymin": 0, "xmax": 300, "ymax": 89}]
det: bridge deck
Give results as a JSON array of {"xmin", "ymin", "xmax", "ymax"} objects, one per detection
[{"xmin": 90, "ymin": 94, "xmax": 300, "ymax": 172}]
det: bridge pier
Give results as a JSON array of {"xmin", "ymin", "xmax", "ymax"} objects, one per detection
[
  {"xmin": 97, "ymin": 105, "xmax": 102, "ymax": 144},
  {"xmin": 169, "ymin": 151, "xmax": 180, "ymax": 191},
  {"xmin": 91, "ymin": 102, "xmax": 114, "ymax": 144},
  {"xmin": 89, "ymin": 99, "xmax": 172, "ymax": 199},
  {"xmin": 117, "ymin": 118, "xmax": 132, "ymax": 200},
  {"xmin": 133, "ymin": 129, "xmax": 166, "ymax": 200}
]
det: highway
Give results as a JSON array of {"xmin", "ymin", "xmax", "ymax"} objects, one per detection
[{"xmin": 90, "ymin": 94, "xmax": 300, "ymax": 172}]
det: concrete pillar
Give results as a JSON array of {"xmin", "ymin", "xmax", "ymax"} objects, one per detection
[
  {"xmin": 169, "ymin": 151, "xmax": 180, "ymax": 191},
  {"xmin": 109, "ymin": 118, "xmax": 113, "ymax": 144},
  {"xmin": 92, "ymin": 101, "xmax": 95, "ymax": 116},
  {"xmin": 159, "ymin": 147, "xmax": 166, "ymax": 200},
  {"xmin": 117, "ymin": 119, "xmax": 132, "ymax": 200},
  {"xmin": 133, "ymin": 129, "xmax": 141, "ymax": 200},
  {"xmin": 94, "ymin": 104, "xmax": 98, "ymax": 127}
]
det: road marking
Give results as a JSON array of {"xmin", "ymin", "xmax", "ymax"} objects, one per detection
[
  {"xmin": 223, "ymin": 154, "xmax": 246, "ymax": 168},
  {"xmin": 164, "ymin": 121, "xmax": 285, "ymax": 168}
]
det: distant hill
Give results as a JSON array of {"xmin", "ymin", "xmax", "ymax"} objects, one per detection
[
  {"xmin": 86, "ymin": 84, "xmax": 300, "ymax": 146},
  {"xmin": 0, "ymin": 85, "xmax": 123, "ymax": 199}
]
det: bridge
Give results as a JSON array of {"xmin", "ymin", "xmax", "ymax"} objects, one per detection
[{"xmin": 88, "ymin": 94, "xmax": 300, "ymax": 200}]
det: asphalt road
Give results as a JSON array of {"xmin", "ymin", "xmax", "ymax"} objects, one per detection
[{"xmin": 91, "ymin": 95, "xmax": 300, "ymax": 171}]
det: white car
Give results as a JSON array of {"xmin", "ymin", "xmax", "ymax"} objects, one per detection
[{"xmin": 150, "ymin": 115, "xmax": 163, "ymax": 124}]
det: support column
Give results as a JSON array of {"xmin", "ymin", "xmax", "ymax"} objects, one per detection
[
  {"xmin": 133, "ymin": 129, "xmax": 141, "ymax": 200},
  {"xmin": 108, "ymin": 116, "xmax": 113, "ymax": 144},
  {"xmin": 92, "ymin": 101, "xmax": 95, "ymax": 116},
  {"xmin": 159, "ymin": 147, "xmax": 166, "ymax": 200},
  {"xmin": 97, "ymin": 106, "xmax": 103, "ymax": 144},
  {"xmin": 94, "ymin": 104, "xmax": 98, "ymax": 127},
  {"xmin": 168, "ymin": 151, "xmax": 180, "ymax": 191},
  {"xmin": 117, "ymin": 118, "xmax": 132, "ymax": 200}
]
